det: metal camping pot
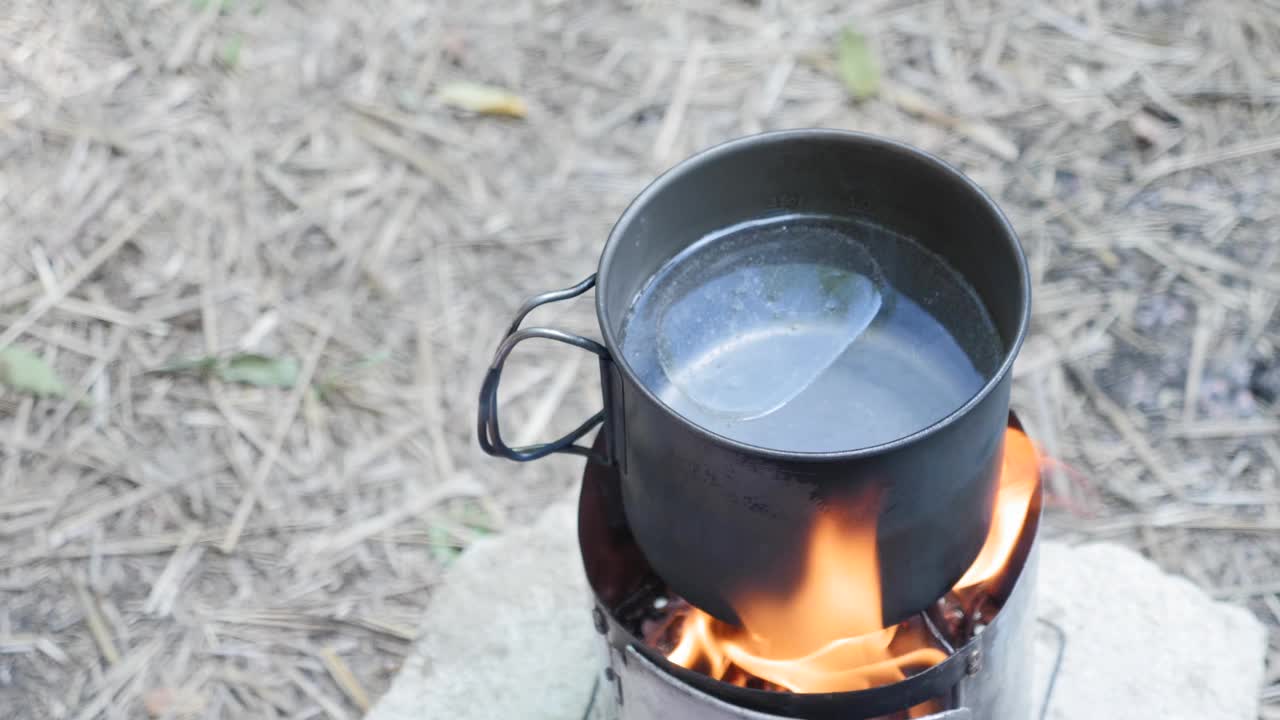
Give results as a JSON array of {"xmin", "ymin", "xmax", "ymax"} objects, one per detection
[{"xmin": 478, "ymin": 129, "xmax": 1030, "ymax": 628}]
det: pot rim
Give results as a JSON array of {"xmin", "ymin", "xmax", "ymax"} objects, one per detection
[{"xmin": 595, "ymin": 128, "xmax": 1031, "ymax": 461}]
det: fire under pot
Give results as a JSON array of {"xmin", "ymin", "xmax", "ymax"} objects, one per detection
[{"xmin": 578, "ymin": 414, "xmax": 1042, "ymax": 720}]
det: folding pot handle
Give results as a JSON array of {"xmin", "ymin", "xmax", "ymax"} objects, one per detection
[{"xmin": 477, "ymin": 275, "xmax": 614, "ymax": 464}]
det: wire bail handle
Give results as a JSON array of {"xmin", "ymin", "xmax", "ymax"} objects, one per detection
[{"xmin": 477, "ymin": 275, "xmax": 613, "ymax": 464}]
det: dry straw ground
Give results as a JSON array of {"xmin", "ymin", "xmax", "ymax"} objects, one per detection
[{"xmin": 1, "ymin": 0, "xmax": 1278, "ymax": 717}]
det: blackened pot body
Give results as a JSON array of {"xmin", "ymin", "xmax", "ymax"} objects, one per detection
[
  {"xmin": 595, "ymin": 131, "xmax": 1028, "ymax": 626},
  {"xmin": 616, "ymin": 364, "xmax": 1008, "ymax": 626}
]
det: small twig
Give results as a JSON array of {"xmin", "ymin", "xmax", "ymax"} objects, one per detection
[
  {"xmin": 142, "ymin": 528, "xmax": 203, "ymax": 617},
  {"xmin": 1181, "ymin": 306, "xmax": 1217, "ymax": 424},
  {"xmin": 342, "ymin": 98, "xmax": 468, "ymax": 146},
  {"xmin": 74, "ymin": 581, "xmax": 121, "ymax": 666},
  {"xmin": 889, "ymin": 86, "xmax": 1020, "ymax": 161},
  {"xmin": 71, "ymin": 639, "xmax": 162, "ymax": 720},
  {"xmin": 300, "ymin": 477, "xmax": 483, "ymax": 560},
  {"xmin": 1213, "ymin": 581, "xmax": 1280, "ymax": 601},
  {"xmin": 1066, "ymin": 363, "xmax": 1184, "ymax": 497},
  {"xmin": 652, "ymin": 40, "xmax": 706, "ymax": 164},
  {"xmin": 319, "ymin": 647, "xmax": 371, "ymax": 712},
  {"xmin": 0, "ymin": 635, "xmax": 69, "ymax": 664},
  {"xmin": 50, "ymin": 484, "xmax": 169, "ymax": 550},
  {"xmin": 1171, "ymin": 419, "xmax": 1280, "ymax": 439},
  {"xmin": 1139, "ymin": 134, "xmax": 1280, "ymax": 184},
  {"xmin": 220, "ymin": 321, "xmax": 334, "ymax": 553},
  {"xmin": 282, "ymin": 665, "xmax": 353, "ymax": 720},
  {"xmin": 348, "ymin": 117, "xmax": 456, "ymax": 190},
  {"xmin": 0, "ymin": 193, "xmax": 167, "ymax": 351},
  {"xmin": 32, "ymin": 325, "xmax": 130, "ymax": 450}
]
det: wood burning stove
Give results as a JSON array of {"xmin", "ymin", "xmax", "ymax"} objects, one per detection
[{"xmin": 578, "ymin": 414, "xmax": 1042, "ymax": 720}]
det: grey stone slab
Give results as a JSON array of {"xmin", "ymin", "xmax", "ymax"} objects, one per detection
[
  {"xmin": 1033, "ymin": 542, "xmax": 1265, "ymax": 720},
  {"xmin": 368, "ymin": 499, "xmax": 596, "ymax": 720},
  {"xmin": 369, "ymin": 499, "xmax": 1266, "ymax": 720}
]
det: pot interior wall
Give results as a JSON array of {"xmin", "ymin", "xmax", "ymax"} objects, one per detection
[{"xmin": 598, "ymin": 131, "xmax": 1026, "ymax": 357}]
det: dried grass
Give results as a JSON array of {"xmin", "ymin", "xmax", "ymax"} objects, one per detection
[{"xmin": 1, "ymin": 0, "xmax": 1278, "ymax": 717}]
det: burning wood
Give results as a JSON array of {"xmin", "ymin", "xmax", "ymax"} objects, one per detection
[{"xmin": 647, "ymin": 428, "xmax": 1041, "ymax": 694}]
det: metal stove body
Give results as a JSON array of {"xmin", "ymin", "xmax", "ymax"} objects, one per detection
[{"xmin": 577, "ymin": 418, "xmax": 1042, "ymax": 720}]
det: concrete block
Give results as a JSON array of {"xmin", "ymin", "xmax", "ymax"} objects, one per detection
[{"xmin": 369, "ymin": 500, "xmax": 1266, "ymax": 720}]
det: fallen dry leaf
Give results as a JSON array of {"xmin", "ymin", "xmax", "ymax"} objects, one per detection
[{"xmin": 437, "ymin": 82, "xmax": 527, "ymax": 118}]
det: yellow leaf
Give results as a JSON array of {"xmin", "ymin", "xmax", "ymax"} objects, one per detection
[{"xmin": 437, "ymin": 82, "xmax": 527, "ymax": 118}]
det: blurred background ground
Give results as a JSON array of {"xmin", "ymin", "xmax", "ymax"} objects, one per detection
[{"xmin": 0, "ymin": 0, "xmax": 1278, "ymax": 717}]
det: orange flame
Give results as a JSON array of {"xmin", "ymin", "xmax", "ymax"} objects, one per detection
[
  {"xmin": 955, "ymin": 428, "xmax": 1039, "ymax": 592},
  {"xmin": 663, "ymin": 427, "xmax": 1040, "ymax": 694}
]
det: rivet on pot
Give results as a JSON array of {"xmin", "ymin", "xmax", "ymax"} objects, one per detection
[
  {"xmin": 966, "ymin": 649, "xmax": 983, "ymax": 676},
  {"xmin": 592, "ymin": 607, "xmax": 608, "ymax": 635}
]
